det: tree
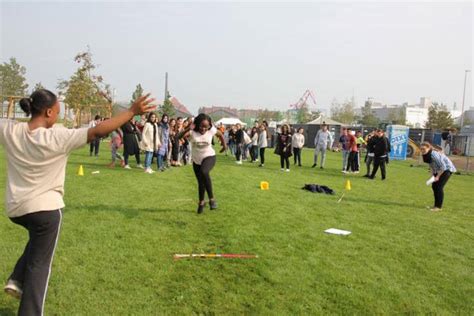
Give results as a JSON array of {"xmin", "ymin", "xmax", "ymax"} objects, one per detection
[
  {"xmin": 360, "ymin": 100, "xmax": 380, "ymax": 127},
  {"xmin": 295, "ymin": 103, "xmax": 312, "ymax": 124},
  {"xmin": 425, "ymin": 103, "xmax": 454, "ymax": 130},
  {"xmin": 33, "ymin": 82, "xmax": 45, "ymax": 92},
  {"xmin": 58, "ymin": 48, "xmax": 112, "ymax": 126},
  {"xmin": 0, "ymin": 57, "xmax": 28, "ymax": 96},
  {"xmin": 158, "ymin": 98, "xmax": 175, "ymax": 117},
  {"xmin": 330, "ymin": 98, "xmax": 357, "ymax": 124},
  {"xmin": 131, "ymin": 84, "xmax": 144, "ymax": 104}
]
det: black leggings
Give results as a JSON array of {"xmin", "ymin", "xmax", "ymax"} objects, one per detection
[
  {"xmin": 9, "ymin": 210, "xmax": 62, "ymax": 316},
  {"xmin": 235, "ymin": 144, "xmax": 242, "ymax": 161},
  {"xmin": 259, "ymin": 148, "xmax": 266, "ymax": 164},
  {"xmin": 293, "ymin": 148, "xmax": 301, "ymax": 165},
  {"xmin": 432, "ymin": 171, "xmax": 451, "ymax": 208},
  {"xmin": 280, "ymin": 156, "xmax": 290, "ymax": 169},
  {"xmin": 193, "ymin": 156, "xmax": 216, "ymax": 202},
  {"xmin": 124, "ymin": 152, "xmax": 140, "ymax": 165},
  {"xmin": 89, "ymin": 139, "xmax": 100, "ymax": 156}
]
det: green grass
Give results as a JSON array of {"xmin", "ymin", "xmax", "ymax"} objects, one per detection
[{"xmin": 0, "ymin": 145, "xmax": 473, "ymax": 315}]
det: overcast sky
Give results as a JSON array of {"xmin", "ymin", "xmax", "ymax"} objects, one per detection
[{"xmin": 1, "ymin": 1, "xmax": 472, "ymax": 114}]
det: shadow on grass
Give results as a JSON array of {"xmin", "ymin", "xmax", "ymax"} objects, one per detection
[
  {"xmin": 0, "ymin": 307, "xmax": 16, "ymax": 316},
  {"xmin": 65, "ymin": 203, "xmax": 194, "ymax": 218}
]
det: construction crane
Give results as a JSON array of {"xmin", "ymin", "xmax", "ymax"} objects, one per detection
[{"xmin": 290, "ymin": 89, "xmax": 317, "ymax": 110}]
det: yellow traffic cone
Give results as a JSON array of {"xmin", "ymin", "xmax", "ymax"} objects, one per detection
[
  {"xmin": 260, "ymin": 181, "xmax": 269, "ymax": 190},
  {"xmin": 345, "ymin": 179, "xmax": 351, "ymax": 191},
  {"xmin": 77, "ymin": 165, "xmax": 84, "ymax": 176}
]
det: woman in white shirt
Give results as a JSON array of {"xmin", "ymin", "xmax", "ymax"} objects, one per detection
[
  {"xmin": 257, "ymin": 125, "xmax": 268, "ymax": 167},
  {"xmin": 292, "ymin": 128, "xmax": 305, "ymax": 167},
  {"xmin": 140, "ymin": 112, "xmax": 161, "ymax": 174},
  {"xmin": 179, "ymin": 114, "xmax": 226, "ymax": 214},
  {"xmin": 0, "ymin": 89, "xmax": 155, "ymax": 315}
]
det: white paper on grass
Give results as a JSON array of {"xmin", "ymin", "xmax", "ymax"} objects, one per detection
[
  {"xmin": 324, "ymin": 228, "xmax": 351, "ymax": 236},
  {"xmin": 426, "ymin": 176, "xmax": 435, "ymax": 186}
]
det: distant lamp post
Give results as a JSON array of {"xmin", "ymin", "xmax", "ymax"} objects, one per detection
[{"xmin": 460, "ymin": 69, "xmax": 471, "ymax": 128}]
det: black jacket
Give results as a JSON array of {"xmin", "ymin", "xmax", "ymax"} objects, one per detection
[{"xmin": 371, "ymin": 136, "xmax": 390, "ymax": 157}]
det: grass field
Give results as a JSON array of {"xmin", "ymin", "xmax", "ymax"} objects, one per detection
[{"xmin": 0, "ymin": 145, "xmax": 473, "ymax": 315}]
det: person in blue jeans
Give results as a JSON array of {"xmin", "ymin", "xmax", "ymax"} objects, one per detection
[{"xmin": 141, "ymin": 112, "xmax": 161, "ymax": 174}]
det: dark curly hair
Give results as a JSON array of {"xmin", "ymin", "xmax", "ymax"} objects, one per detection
[{"xmin": 193, "ymin": 113, "xmax": 213, "ymax": 132}]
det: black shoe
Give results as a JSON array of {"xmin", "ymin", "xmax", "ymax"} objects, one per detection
[
  {"xmin": 197, "ymin": 203, "xmax": 205, "ymax": 214},
  {"xmin": 368, "ymin": 176, "xmax": 374, "ymax": 180},
  {"xmin": 320, "ymin": 166, "xmax": 324, "ymax": 169},
  {"xmin": 382, "ymin": 177, "xmax": 386, "ymax": 181},
  {"xmin": 298, "ymin": 164, "xmax": 302, "ymax": 167},
  {"xmin": 311, "ymin": 164, "xmax": 316, "ymax": 168},
  {"xmin": 209, "ymin": 199, "xmax": 218, "ymax": 210},
  {"xmin": 363, "ymin": 174, "xmax": 369, "ymax": 178}
]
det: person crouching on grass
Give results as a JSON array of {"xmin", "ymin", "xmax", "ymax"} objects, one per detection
[
  {"xmin": 420, "ymin": 142, "xmax": 457, "ymax": 212},
  {"xmin": 179, "ymin": 114, "xmax": 226, "ymax": 214},
  {"xmin": 1, "ymin": 89, "xmax": 155, "ymax": 316}
]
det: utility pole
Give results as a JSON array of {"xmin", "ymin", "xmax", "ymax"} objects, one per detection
[
  {"xmin": 460, "ymin": 69, "xmax": 471, "ymax": 128},
  {"xmin": 164, "ymin": 72, "xmax": 169, "ymax": 101}
]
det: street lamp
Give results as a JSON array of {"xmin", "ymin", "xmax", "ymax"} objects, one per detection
[{"xmin": 460, "ymin": 69, "xmax": 471, "ymax": 128}]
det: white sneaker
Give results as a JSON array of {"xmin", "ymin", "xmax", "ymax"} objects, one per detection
[
  {"xmin": 286, "ymin": 169, "xmax": 290, "ymax": 172},
  {"xmin": 137, "ymin": 164, "xmax": 144, "ymax": 169},
  {"xmin": 144, "ymin": 168, "xmax": 152, "ymax": 174},
  {"xmin": 281, "ymin": 168, "xmax": 285, "ymax": 171},
  {"xmin": 4, "ymin": 279, "xmax": 22, "ymax": 299},
  {"xmin": 342, "ymin": 170, "xmax": 347, "ymax": 174},
  {"xmin": 255, "ymin": 159, "xmax": 259, "ymax": 162},
  {"xmin": 124, "ymin": 165, "xmax": 131, "ymax": 169},
  {"xmin": 236, "ymin": 161, "xmax": 242, "ymax": 165}
]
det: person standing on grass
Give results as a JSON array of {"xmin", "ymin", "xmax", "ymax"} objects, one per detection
[
  {"xmin": 339, "ymin": 127, "xmax": 350, "ymax": 173},
  {"xmin": 88, "ymin": 115, "xmax": 102, "ymax": 156},
  {"xmin": 108, "ymin": 128, "xmax": 125, "ymax": 168},
  {"xmin": 121, "ymin": 119, "xmax": 143, "ymax": 169},
  {"xmin": 363, "ymin": 131, "xmax": 376, "ymax": 177},
  {"xmin": 141, "ymin": 112, "xmax": 161, "ymax": 174},
  {"xmin": 369, "ymin": 129, "xmax": 391, "ymax": 180},
  {"xmin": 258, "ymin": 124, "xmax": 268, "ymax": 167},
  {"xmin": 312, "ymin": 124, "xmax": 333, "ymax": 169},
  {"xmin": 292, "ymin": 127, "xmax": 305, "ymax": 167},
  {"xmin": 0, "ymin": 89, "xmax": 155, "ymax": 316},
  {"xmin": 157, "ymin": 114, "xmax": 170, "ymax": 171},
  {"xmin": 178, "ymin": 113, "xmax": 226, "ymax": 214},
  {"xmin": 275, "ymin": 124, "xmax": 292, "ymax": 172},
  {"xmin": 420, "ymin": 142, "xmax": 456, "ymax": 212},
  {"xmin": 355, "ymin": 130, "xmax": 366, "ymax": 173},
  {"xmin": 345, "ymin": 130, "xmax": 359, "ymax": 173},
  {"xmin": 250, "ymin": 127, "xmax": 259, "ymax": 162},
  {"xmin": 234, "ymin": 123, "xmax": 244, "ymax": 164}
]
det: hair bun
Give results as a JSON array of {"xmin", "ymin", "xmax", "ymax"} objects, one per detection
[{"xmin": 19, "ymin": 98, "xmax": 32, "ymax": 116}]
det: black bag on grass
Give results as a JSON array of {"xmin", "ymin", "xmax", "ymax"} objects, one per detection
[{"xmin": 302, "ymin": 184, "xmax": 335, "ymax": 195}]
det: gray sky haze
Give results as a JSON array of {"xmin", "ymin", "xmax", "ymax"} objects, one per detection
[{"xmin": 1, "ymin": 1, "xmax": 472, "ymax": 114}]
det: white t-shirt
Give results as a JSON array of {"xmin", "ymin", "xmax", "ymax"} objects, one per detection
[
  {"xmin": 189, "ymin": 126, "xmax": 217, "ymax": 165},
  {"xmin": 0, "ymin": 120, "xmax": 89, "ymax": 218}
]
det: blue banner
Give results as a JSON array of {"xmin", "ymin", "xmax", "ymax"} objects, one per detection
[{"xmin": 387, "ymin": 125, "xmax": 410, "ymax": 160}]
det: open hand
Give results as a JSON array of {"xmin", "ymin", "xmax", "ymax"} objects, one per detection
[{"xmin": 131, "ymin": 93, "xmax": 156, "ymax": 115}]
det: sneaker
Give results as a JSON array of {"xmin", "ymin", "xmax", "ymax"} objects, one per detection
[
  {"xmin": 235, "ymin": 160, "xmax": 243, "ymax": 165},
  {"xmin": 430, "ymin": 207, "xmax": 442, "ymax": 212},
  {"xmin": 255, "ymin": 159, "xmax": 259, "ymax": 162},
  {"xmin": 124, "ymin": 165, "xmax": 131, "ymax": 169},
  {"xmin": 354, "ymin": 171, "xmax": 360, "ymax": 174},
  {"xmin": 363, "ymin": 174, "xmax": 369, "ymax": 178},
  {"xmin": 259, "ymin": 164, "xmax": 264, "ymax": 167},
  {"xmin": 209, "ymin": 199, "xmax": 218, "ymax": 210},
  {"xmin": 320, "ymin": 166, "xmax": 324, "ymax": 169},
  {"xmin": 342, "ymin": 170, "xmax": 347, "ymax": 174},
  {"xmin": 311, "ymin": 164, "xmax": 317, "ymax": 168},
  {"xmin": 4, "ymin": 279, "xmax": 22, "ymax": 300},
  {"xmin": 144, "ymin": 168, "xmax": 153, "ymax": 174},
  {"xmin": 280, "ymin": 168, "xmax": 285, "ymax": 171},
  {"xmin": 285, "ymin": 169, "xmax": 290, "ymax": 172},
  {"xmin": 197, "ymin": 202, "xmax": 206, "ymax": 214},
  {"xmin": 137, "ymin": 164, "xmax": 144, "ymax": 169}
]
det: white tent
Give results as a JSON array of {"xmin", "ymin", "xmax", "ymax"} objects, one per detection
[
  {"xmin": 307, "ymin": 115, "xmax": 346, "ymax": 126},
  {"xmin": 215, "ymin": 117, "xmax": 247, "ymax": 126}
]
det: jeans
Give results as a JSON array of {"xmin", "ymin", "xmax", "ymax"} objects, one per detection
[
  {"xmin": 314, "ymin": 146, "xmax": 327, "ymax": 167},
  {"xmin": 342, "ymin": 150, "xmax": 349, "ymax": 170},
  {"xmin": 293, "ymin": 147, "xmax": 302, "ymax": 166},
  {"xmin": 158, "ymin": 154, "xmax": 166, "ymax": 170},
  {"xmin": 144, "ymin": 151, "xmax": 153, "ymax": 169}
]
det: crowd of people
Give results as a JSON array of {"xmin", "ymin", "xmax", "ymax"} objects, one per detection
[{"xmin": 0, "ymin": 88, "xmax": 459, "ymax": 315}]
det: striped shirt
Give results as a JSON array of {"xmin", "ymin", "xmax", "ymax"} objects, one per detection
[{"xmin": 429, "ymin": 151, "xmax": 457, "ymax": 174}]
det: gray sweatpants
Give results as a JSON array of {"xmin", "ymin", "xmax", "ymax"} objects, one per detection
[
  {"xmin": 9, "ymin": 210, "xmax": 62, "ymax": 316},
  {"xmin": 314, "ymin": 145, "xmax": 327, "ymax": 167}
]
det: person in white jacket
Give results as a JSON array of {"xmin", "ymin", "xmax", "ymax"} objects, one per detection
[
  {"xmin": 292, "ymin": 128, "xmax": 305, "ymax": 166},
  {"xmin": 141, "ymin": 113, "xmax": 162, "ymax": 174},
  {"xmin": 312, "ymin": 124, "xmax": 333, "ymax": 169}
]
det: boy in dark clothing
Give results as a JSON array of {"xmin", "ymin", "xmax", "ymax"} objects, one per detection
[{"xmin": 369, "ymin": 130, "xmax": 391, "ymax": 180}]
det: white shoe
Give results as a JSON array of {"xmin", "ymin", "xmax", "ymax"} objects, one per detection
[
  {"xmin": 281, "ymin": 168, "xmax": 285, "ymax": 171},
  {"xmin": 4, "ymin": 279, "xmax": 22, "ymax": 299},
  {"xmin": 137, "ymin": 164, "xmax": 144, "ymax": 169},
  {"xmin": 342, "ymin": 170, "xmax": 347, "ymax": 173},
  {"xmin": 124, "ymin": 165, "xmax": 131, "ymax": 169},
  {"xmin": 144, "ymin": 168, "xmax": 152, "ymax": 174},
  {"xmin": 236, "ymin": 161, "xmax": 242, "ymax": 165},
  {"xmin": 286, "ymin": 169, "xmax": 290, "ymax": 172}
]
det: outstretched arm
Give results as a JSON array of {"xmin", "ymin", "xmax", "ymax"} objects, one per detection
[
  {"xmin": 215, "ymin": 130, "xmax": 227, "ymax": 153},
  {"xmin": 87, "ymin": 94, "xmax": 155, "ymax": 143}
]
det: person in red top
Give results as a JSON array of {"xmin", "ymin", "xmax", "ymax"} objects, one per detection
[{"xmin": 345, "ymin": 129, "xmax": 359, "ymax": 173}]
